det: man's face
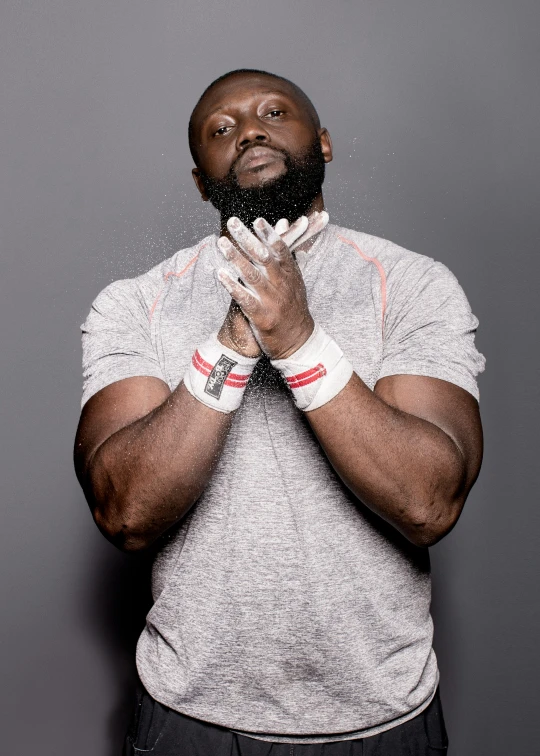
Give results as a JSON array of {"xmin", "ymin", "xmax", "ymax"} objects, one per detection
[{"xmin": 191, "ymin": 74, "xmax": 333, "ymax": 227}]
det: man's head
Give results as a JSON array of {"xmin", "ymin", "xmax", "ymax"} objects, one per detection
[{"xmin": 189, "ymin": 69, "xmax": 333, "ymax": 227}]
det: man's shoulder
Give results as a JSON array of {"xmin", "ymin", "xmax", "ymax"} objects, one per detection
[
  {"xmin": 330, "ymin": 224, "xmax": 459, "ymax": 293},
  {"xmin": 330, "ymin": 224, "xmax": 435, "ymax": 271},
  {"xmin": 88, "ymin": 235, "xmax": 215, "ymax": 314}
]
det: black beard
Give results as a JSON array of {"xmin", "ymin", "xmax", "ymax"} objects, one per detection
[{"xmin": 198, "ymin": 137, "xmax": 326, "ymax": 228}]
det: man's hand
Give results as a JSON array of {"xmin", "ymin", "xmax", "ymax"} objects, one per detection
[
  {"xmin": 216, "ymin": 212, "xmax": 328, "ymax": 359},
  {"xmin": 218, "ymin": 300, "xmax": 262, "ymax": 357},
  {"xmin": 275, "ymin": 211, "xmax": 329, "ymax": 252},
  {"xmin": 217, "ymin": 212, "xmax": 329, "ymax": 358}
]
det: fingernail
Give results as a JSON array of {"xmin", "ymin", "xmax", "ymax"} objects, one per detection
[
  {"xmin": 254, "ymin": 218, "xmax": 273, "ymax": 239},
  {"xmin": 218, "ymin": 268, "xmax": 233, "ymax": 287},
  {"xmin": 217, "ymin": 237, "xmax": 234, "ymax": 259},
  {"xmin": 227, "ymin": 217, "xmax": 241, "ymax": 230}
]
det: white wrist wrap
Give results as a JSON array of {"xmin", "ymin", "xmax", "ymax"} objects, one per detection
[
  {"xmin": 183, "ymin": 333, "xmax": 259, "ymax": 413},
  {"xmin": 271, "ymin": 324, "xmax": 354, "ymax": 411}
]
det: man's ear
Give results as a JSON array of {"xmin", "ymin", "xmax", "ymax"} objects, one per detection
[
  {"xmin": 318, "ymin": 128, "xmax": 333, "ymax": 164},
  {"xmin": 192, "ymin": 168, "xmax": 209, "ymax": 201}
]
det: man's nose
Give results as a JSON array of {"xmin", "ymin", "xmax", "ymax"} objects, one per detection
[{"xmin": 236, "ymin": 117, "xmax": 270, "ymax": 150}]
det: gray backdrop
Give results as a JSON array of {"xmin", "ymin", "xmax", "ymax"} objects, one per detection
[{"xmin": 1, "ymin": 1, "xmax": 538, "ymax": 754}]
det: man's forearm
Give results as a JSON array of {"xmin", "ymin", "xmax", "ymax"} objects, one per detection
[
  {"xmin": 210, "ymin": 215, "xmax": 481, "ymax": 548},
  {"xmin": 306, "ymin": 374, "xmax": 468, "ymax": 547},
  {"xmin": 85, "ymin": 383, "xmax": 233, "ymax": 551}
]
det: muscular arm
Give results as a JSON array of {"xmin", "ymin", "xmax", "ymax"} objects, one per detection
[
  {"xmin": 75, "ymin": 283, "xmax": 268, "ymax": 553},
  {"xmin": 74, "ymin": 377, "xmax": 234, "ymax": 552},
  {"xmin": 75, "ymin": 217, "xmax": 322, "ymax": 552},
  {"xmin": 305, "ymin": 373, "xmax": 483, "ymax": 546},
  {"xmin": 217, "ymin": 216, "xmax": 483, "ymax": 547}
]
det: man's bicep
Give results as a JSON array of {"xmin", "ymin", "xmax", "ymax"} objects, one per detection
[
  {"xmin": 375, "ymin": 374, "xmax": 483, "ymax": 490},
  {"xmin": 74, "ymin": 376, "xmax": 171, "ymax": 484}
]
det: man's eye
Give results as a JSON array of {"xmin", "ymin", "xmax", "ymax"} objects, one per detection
[
  {"xmin": 266, "ymin": 110, "xmax": 284, "ymax": 118},
  {"xmin": 214, "ymin": 126, "xmax": 232, "ymax": 136}
]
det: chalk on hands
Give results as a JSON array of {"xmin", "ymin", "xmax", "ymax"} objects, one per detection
[
  {"xmin": 280, "ymin": 216, "xmax": 309, "ymax": 247},
  {"xmin": 226, "ymin": 218, "xmax": 271, "ymax": 263},
  {"xmin": 253, "ymin": 217, "xmax": 283, "ymax": 246},
  {"xmin": 287, "ymin": 210, "xmax": 329, "ymax": 250},
  {"xmin": 217, "ymin": 236, "xmax": 234, "ymax": 260},
  {"xmin": 217, "ymin": 268, "xmax": 235, "ymax": 290},
  {"xmin": 217, "ymin": 267, "xmax": 261, "ymax": 305},
  {"xmin": 272, "ymin": 211, "xmax": 330, "ymax": 250}
]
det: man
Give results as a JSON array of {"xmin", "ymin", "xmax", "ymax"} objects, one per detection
[{"xmin": 74, "ymin": 69, "xmax": 485, "ymax": 755}]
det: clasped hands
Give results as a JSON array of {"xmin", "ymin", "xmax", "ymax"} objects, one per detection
[{"xmin": 217, "ymin": 211, "xmax": 329, "ymax": 360}]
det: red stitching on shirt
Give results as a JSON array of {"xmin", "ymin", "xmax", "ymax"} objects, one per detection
[
  {"xmin": 148, "ymin": 244, "xmax": 206, "ymax": 322},
  {"xmin": 337, "ymin": 235, "xmax": 387, "ymax": 333}
]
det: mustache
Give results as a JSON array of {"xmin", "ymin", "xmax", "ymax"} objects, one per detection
[
  {"xmin": 230, "ymin": 144, "xmax": 287, "ymax": 177},
  {"xmin": 198, "ymin": 135, "xmax": 326, "ymax": 227}
]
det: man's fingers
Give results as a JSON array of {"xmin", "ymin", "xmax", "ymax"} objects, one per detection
[
  {"xmin": 226, "ymin": 217, "xmax": 272, "ymax": 265},
  {"xmin": 217, "ymin": 237, "xmax": 266, "ymax": 293},
  {"xmin": 273, "ymin": 211, "xmax": 330, "ymax": 250},
  {"xmin": 274, "ymin": 218, "xmax": 290, "ymax": 235},
  {"xmin": 289, "ymin": 210, "xmax": 329, "ymax": 250},
  {"xmin": 217, "ymin": 269, "xmax": 260, "ymax": 314},
  {"xmin": 281, "ymin": 215, "xmax": 309, "ymax": 248},
  {"xmin": 252, "ymin": 217, "xmax": 292, "ymax": 262},
  {"xmin": 224, "ymin": 212, "xmax": 328, "ymax": 271}
]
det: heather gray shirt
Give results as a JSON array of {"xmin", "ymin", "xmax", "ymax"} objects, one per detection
[{"xmin": 81, "ymin": 224, "xmax": 485, "ymax": 742}]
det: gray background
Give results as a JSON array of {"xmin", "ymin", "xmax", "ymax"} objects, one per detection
[{"xmin": 1, "ymin": 1, "xmax": 538, "ymax": 753}]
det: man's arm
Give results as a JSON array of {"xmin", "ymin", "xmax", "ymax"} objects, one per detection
[
  {"xmin": 305, "ymin": 372, "xmax": 483, "ymax": 546},
  {"xmin": 75, "ymin": 216, "xmax": 323, "ymax": 552},
  {"xmin": 216, "ymin": 216, "xmax": 483, "ymax": 547},
  {"xmin": 75, "ymin": 276, "xmax": 265, "ymax": 552},
  {"xmin": 74, "ymin": 377, "xmax": 234, "ymax": 552}
]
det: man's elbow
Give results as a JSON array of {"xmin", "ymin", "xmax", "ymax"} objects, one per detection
[
  {"xmin": 403, "ymin": 496, "xmax": 464, "ymax": 548},
  {"xmin": 85, "ymin": 451, "xmax": 157, "ymax": 552},
  {"xmin": 93, "ymin": 504, "xmax": 156, "ymax": 552}
]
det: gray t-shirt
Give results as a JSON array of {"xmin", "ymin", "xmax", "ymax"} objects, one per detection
[{"xmin": 81, "ymin": 224, "xmax": 485, "ymax": 743}]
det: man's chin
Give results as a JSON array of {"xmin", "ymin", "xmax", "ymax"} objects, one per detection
[{"xmin": 200, "ymin": 137, "xmax": 326, "ymax": 226}]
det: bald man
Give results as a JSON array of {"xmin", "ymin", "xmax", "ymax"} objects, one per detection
[{"xmin": 75, "ymin": 69, "xmax": 485, "ymax": 755}]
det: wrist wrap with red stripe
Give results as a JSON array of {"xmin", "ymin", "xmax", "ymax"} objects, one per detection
[
  {"xmin": 271, "ymin": 324, "xmax": 353, "ymax": 411},
  {"xmin": 183, "ymin": 333, "xmax": 259, "ymax": 413}
]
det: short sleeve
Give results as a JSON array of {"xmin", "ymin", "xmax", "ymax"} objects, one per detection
[
  {"xmin": 80, "ymin": 279, "xmax": 166, "ymax": 408},
  {"xmin": 379, "ymin": 258, "xmax": 486, "ymax": 400}
]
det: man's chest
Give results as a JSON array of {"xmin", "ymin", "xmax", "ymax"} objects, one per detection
[{"xmin": 148, "ymin": 247, "xmax": 384, "ymax": 392}]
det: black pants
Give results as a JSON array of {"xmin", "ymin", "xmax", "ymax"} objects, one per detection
[{"xmin": 124, "ymin": 686, "xmax": 448, "ymax": 755}]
